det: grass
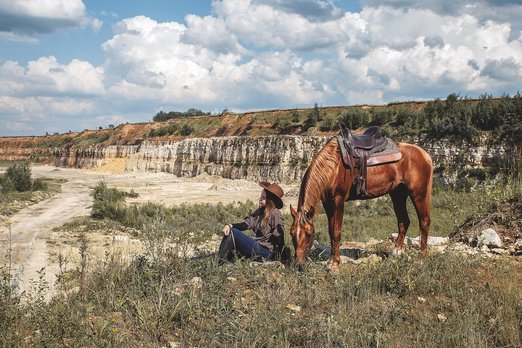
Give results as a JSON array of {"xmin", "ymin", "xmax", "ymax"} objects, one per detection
[
  {"xmin": 1, "ymin": 179, "xmax": 520, "ymax": 347},
  {"xmin": 1, "ymin": 248, "xmax": 520, "ymax": 347},
  {"xmin": 0, "ymin": 160, "xmax": 15, "ymax": 168}
]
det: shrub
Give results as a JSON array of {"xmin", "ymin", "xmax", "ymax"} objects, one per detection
[
  {"xmin": 5, "ymin": 162, "xmax": 32, "ymax": 192},
  {"xmin": 291, "ymin": 109, "xmax": 300, "ymax": 123},
  {"xmin": 423, "ymin": 93, "xmax": 478, "ymax": 142},
  {"xmin": 319, "ymin": 117, "xmax": 336, "ymax": 131},
  {"xmin": 90, "ymin": 181, "xmax": 126, "ymax": 220},
  {"xmin": 180, "ymin": 124, "xmax": 194, "ymax": 136},
  {"xmin": 32, "ymin": 178, "xmax": 48, "ymax": 191},
  {"xmin": 304, "ymin": 112, "xmax": 317, "ymax": 129},
  {"xmin": 304, "ymin": 103, "xmax": 321, "ymax": 129},
  {"xmin": 1, "ymin": 175, "xmax": 15, "ymax": 193},
  {"xmin": 153, "ymin": 108, "xmax": 210, "ymax": 122},
  {"xmin": 370, "ymin": 109, "xmax": 393, "ymax": 126},
  {"xmin": 395, "ymin": 108, "xmax": 419, "ymax": 128},
  {"xmin": 338, "ymin": 108, "xmax": 370, "ymax": 130}
]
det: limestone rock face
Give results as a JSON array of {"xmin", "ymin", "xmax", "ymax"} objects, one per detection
[
  {"xmin": 54, "ymin": 145, "xmax": 139, "ymax": 168},
  {"xmin": 125, "ymin": 136, "xmax": 328, "ymax": 183},
  {"xmin": 1, "ymin": 133, "xmax": 514, "ymax": 183}
]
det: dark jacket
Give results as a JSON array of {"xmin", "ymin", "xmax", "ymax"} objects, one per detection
[{"xmin": 232, "ymin": 208, "xmax": 284, "ymax": 252}]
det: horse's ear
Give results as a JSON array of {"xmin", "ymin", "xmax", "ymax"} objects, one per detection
[
  {"xmin": 305, "ymin": 206, "xmax": 315, "ymax": 220},
  {"xmin": 290, "ymin": 205, "xmax": 297, "ymax": 218}
]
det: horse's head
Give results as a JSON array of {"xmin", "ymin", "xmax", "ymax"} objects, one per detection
[{"xmin": 290, "ymin": 205, "xmax": 315, "ymax": 270}]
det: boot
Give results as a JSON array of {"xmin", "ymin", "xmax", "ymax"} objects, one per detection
[{"xmin": 217, "ymin": 233, "xmax": 235, "ymax": 265}]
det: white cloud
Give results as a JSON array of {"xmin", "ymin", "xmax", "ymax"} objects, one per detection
[
  {"xmin": 182, "ymin": 14, "xmax": 246, "ymax": 54},
  {"xmin": 253, "ymin": 0, "xmax": 345, "ymax": 21},
  {"xmin": 310, "ymin": 5, "xmax": 522, "ymax": 103},
  {"xmin": 0, "ymin": 0, "xmax": 100, "ymax": 35},
  {"xmin": 0, "ymin": 57, "xmax": 104, "ymax": 96},
  {"xmin": 96, "ymin": 1, "xmax": 522, "ymax": 107},
  {"xmin": 0, "ymin": 96, "xmax": 96, "ymax": 117},
  {"xmin": 1, "ymin": 0, "xmax": 521, "ymax": 135},
  {"xmin": 90, "ymin": 18, "xmax": 103, "ymax": 32},
  {"xmin": 0, "ymin": 0, "xmax": 85, "ymax": 20},
  {"xmin": 214, "ymin": 0, "xmax": 345, "ymax": 50}
]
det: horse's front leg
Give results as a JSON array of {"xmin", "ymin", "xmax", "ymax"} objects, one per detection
[{"xmin": 325, "ymin": 199, "xmax": 345, "ymax": 271}]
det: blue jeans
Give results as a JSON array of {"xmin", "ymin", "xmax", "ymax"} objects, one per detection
[{"xmin": 231, "ymin": 228, "xmax": 272, "ymax": 259}]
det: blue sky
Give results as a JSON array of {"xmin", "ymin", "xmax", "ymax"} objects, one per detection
[{"xmin": 0, "ymin": 0, "xmax": 521, "ymax": 136}]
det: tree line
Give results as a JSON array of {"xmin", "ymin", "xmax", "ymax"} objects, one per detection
[
  {"xmin": 312, "ymin": 93, "xmax": 521, "ymax": 145},
  {"xmin": 153, "ymin": 108, "xmax": 210, "ymax": 122}
]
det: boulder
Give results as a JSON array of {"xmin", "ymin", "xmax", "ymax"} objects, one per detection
[
  {"xmin": 477, "ymin": 228, "xmax": 502, "ymax": 248},
  {"xmin": 390, "ymin": 233, "xmax": 449, "ymax": 246}
]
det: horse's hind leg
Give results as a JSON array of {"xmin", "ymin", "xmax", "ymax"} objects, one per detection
[
  {"xmin": 409, "ymin": 190, "xmax": 432, "ymax": 253},
  {"xmin": 390, "ymin": 186, "xmax": 410, "ymax": 251}
]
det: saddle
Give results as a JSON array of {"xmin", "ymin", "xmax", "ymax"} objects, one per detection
[{"xmin": 337, "ymin": 125, "xmax": 402, "ymax": 196}]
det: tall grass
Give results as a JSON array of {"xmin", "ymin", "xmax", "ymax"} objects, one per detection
[
  {"xmin": 1, "ymin": 247, "xmax": 519, "ymax": 347},
  {"xmin": 90, "ymin": 181, "xmax": 256, "ymax": 244},
  {"xmin": 1, "ymin": 179, "xmax": 520, "ymax": 346}
]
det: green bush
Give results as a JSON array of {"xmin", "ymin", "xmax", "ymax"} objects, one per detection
[
  {"xmin": 318, "ymin": 116, "xmax": 336, "ymax": 131},
  {"xmin": 423, "ymin": 93, "xmax": 478, "ymax": 142},
  {"xmin": 291, "ymin": 109, "xmax": 300, "ymax": 123},
  {"xmin": 370, "ymin": 109, "xmax": 393, "ymax": 126},
  {"xmin": 0, "ymin": 175, "xmax": 15, "ymax": 193},
  {"xmin": 338, "ymin": 108, "xmax": 370, "ymax": 130},
  {"xmin": 90, "ymin": 181, "xmax": 126, "ymax": 220},
  {"xmin": 31, "ymin": 178, "xmax": 48, "ymax": 191},
  {"xmin": 5, "ymin": 162, "xmax": 32, "ymax": 192},
  {"xmin": 89, "ymin": 181, "xmax": 256, "ymax": 243},
  {"xmin": 180, "ymin": 124, "xmax": 194, "ymax": 136},
  {"xmin": 153, "ymin": 108, "xmax": 210, "ymax": 122}
]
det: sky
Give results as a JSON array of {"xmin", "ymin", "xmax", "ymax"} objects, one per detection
[{"xmin": 0, "ymin": 0, "xmax": 521, "ymax": 136}]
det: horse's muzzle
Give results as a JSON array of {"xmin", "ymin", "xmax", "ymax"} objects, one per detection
[{"xmin": 294, "ymin": 253, "xmax": 308, "ymax": 272}]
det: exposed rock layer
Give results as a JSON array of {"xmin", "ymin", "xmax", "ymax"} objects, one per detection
[
  {"xmin": 58, "ymin": 136, "xmax": 514, "ymax": 183},
  {"xmin": 0, "ymin": 135, "xmax": 516, "ymax": 183}
]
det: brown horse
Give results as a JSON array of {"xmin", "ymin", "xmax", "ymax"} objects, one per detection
[{"xmin": 290, "ymin": 136, "xmax": 432, "ymax": 270}]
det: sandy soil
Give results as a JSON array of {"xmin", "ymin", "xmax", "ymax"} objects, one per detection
[{"xmin": 0, "ymin": 165, "xmax": 298, "ymax": 298}]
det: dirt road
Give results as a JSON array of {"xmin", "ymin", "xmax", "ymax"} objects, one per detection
[{"xmin": 1, "ymin": 165, "xmax": 297, "ymax": 298}]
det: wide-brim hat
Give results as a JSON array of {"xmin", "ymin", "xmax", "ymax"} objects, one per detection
[{"xmin": 259, "ymin": 182, "xmax": 284, "ymax": 209}]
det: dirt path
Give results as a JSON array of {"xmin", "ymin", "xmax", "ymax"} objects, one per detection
[
  {"xmin": 1, "ymin": 165, "xmax": 298, "ymax": 299},
  {"xmin": 5, "ymin": 179, "xmax": 92, "ymax": 297}
]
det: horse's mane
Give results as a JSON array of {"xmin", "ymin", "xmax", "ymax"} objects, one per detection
[{"xmin": 298, "ymin": 137, "xmax": 340, "ymax": 213}]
